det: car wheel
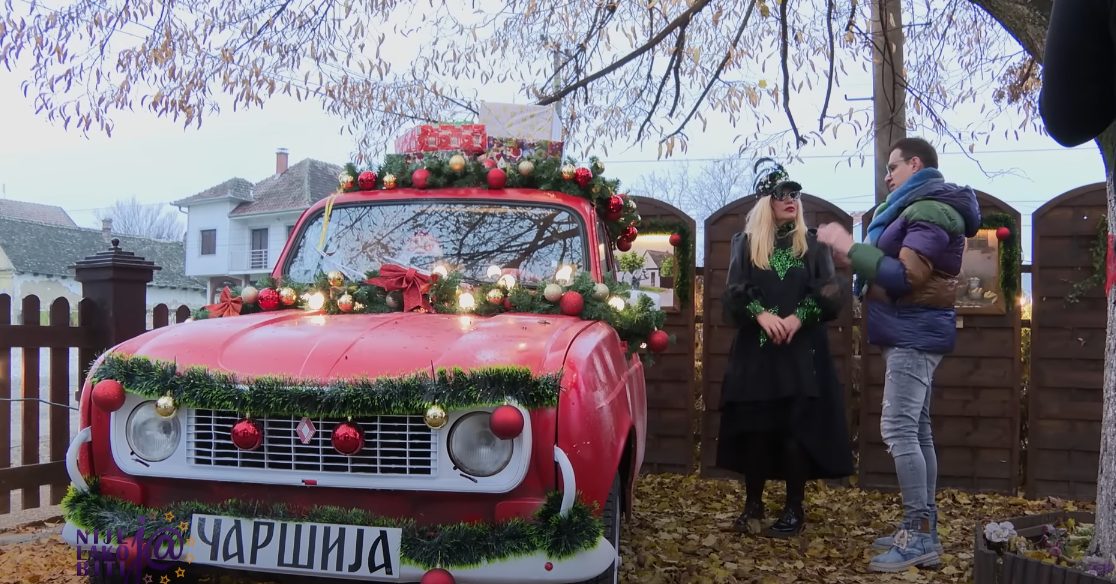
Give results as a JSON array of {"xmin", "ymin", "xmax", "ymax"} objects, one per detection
[{"xmin": 582, "ymin": 472, "xmax": 622, "ymax": 584}]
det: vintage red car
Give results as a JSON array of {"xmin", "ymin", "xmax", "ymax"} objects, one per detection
[{"xmin": 61, "ymin": 178, "xmax": 659, "ymax": 584}]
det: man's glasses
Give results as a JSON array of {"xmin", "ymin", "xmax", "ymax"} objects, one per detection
[{"xmin": 772, "ymin": 190, "xmax": 801, "ymax": 201}]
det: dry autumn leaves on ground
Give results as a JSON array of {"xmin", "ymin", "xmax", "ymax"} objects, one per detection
[{"xmin": 0, "ymin": 473, "xmax": 1090, "ymax": 584}]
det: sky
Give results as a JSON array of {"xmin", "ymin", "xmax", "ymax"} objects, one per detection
[{"xmin": 0, "ymin": 3, "xmax": 1107, "ymax": 276}]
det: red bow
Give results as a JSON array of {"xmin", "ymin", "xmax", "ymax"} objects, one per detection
[
  {"xmin": 206, "ymin": 286, "xmax": 243, "ymax": 318},
  {"xmin": 366, "ymin": 264, "xmax": 432, "ymax": 312}
]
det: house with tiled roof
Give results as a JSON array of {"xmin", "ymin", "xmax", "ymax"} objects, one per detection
[
  {"xmin": 172, "ymin": 148, "xmax": 342, "ymax": 301},
  {"xmin": 0, "ymin": 215, "xmax": 206, "ymax": 319},
  {"xmin": 0, "ymin": 198, "xmax": 78, "ymax": 227}
]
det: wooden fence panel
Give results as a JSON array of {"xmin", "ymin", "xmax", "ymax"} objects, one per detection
[
  {"xmin": 48, "ymin": 298, "xmax": 71, "ymax": 504},
  {"xmin": 1027, "ymin": 182, "xmax": 1107, "ymax": 500},
  {"xmin": 632, "ymin": 196, "xmax": 697, "ymax": 473},
  {"xmin": 701, "ymin": 194, "xmax": 855, "ymax": 477},
  {"xmin": 20, "ymin": 295, "xmax": 41, "ymax": 510},
  {"xmin": 858, "ymin": 192, "xmax": 1022, "ymax": 493}
]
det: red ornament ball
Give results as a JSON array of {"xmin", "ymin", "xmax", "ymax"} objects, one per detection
[
  {"xmin": 421, "ymin": 569, "xmax": 455, "ymax": 584},
  {"xmin": 332, "ymin": 421, "xmax": 364, "ymax": 455},
  {"xmin": 669, "ymin": 233, "xmax": 682, "ymax": 247},
  {"xmin": 230, "ymin": 418, "xmax": 263, "ymax": 451},
  {"xmin": 357, "ymin": 170, "xmax": 377, "ymax": 190},
  {"xmin": 559, "ymin": 290, "xmax": 585, "ymax": 316},
  {"xmin": 603, "ymin": 208, "xmax": 623, "ymax": 222},
  {"xmin": 622, "ymin": 225, "xmax": 639, "ymax": 241},
  {"xmin": 607, "ymin": 195, "xmax": 624, "ymax": 214},
  {"xmin": 574, "ymin": 167, "xmax": 593, "ymax": 188},
  {"xmin": 257, "ymin": 288, "xmax": 280, "ymax": 311},
  {"xmin": 616, "ymin": 238, "xmax": 633, "ymax": 252},
  {"xmin": 490, "ymin": 405, "xmax": 525, "ymax": 439},
  {"xmin": 996, "ymin": 226, "xmax": 1011, "ymax": 241},
  {"xmin": 483, "ymin": 158, "xmax": 497, "ymax": 169},
  {"xmin": 647, "ymin": 329, "xmax": 670, "ymax": 353},
  {"xmin": 412, "ymin": 168, "xmax": 431, "ymax": 189},
  {"xmin": 487, "ymin": 167, "xmax": 507, "ymax": 189},
  {"xmin": 92, "ymin": 379, "xmax": 126, "ymax": 412}
]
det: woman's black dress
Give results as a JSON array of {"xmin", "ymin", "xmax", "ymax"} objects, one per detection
[{"xmin": 715, "ymin": 227, "xmax": 854, "ymax": 480}]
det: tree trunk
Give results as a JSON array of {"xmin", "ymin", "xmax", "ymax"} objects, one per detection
[
  {"xmin": 1094, "ymin": 125, "xmax": 1116, "ymax": 556},
  {"xmin": 967, "ymin": 0, "xmax": 1051, "ymax": 61}
]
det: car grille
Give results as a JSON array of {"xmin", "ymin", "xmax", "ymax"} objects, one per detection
[{"xmin": 187, "ymin": 410, "xmax": 436, "ymax": 476}]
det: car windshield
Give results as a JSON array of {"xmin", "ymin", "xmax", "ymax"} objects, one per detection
[{"xmin": 284, "ymin": 200, "xmax": 587, "ymax": 286}]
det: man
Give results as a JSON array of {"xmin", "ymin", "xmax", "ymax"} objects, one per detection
[{"xmin": 816, "ymin": 137, "xmax": 980, "ymax": 572}]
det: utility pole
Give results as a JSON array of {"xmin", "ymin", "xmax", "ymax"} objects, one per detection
[{"xmin": 871, "ymin": 0, "xmax": 907, "ymax": 205}]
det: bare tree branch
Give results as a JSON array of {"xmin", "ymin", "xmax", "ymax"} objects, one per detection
[
  {"xmin": 819, "ymin": 0, "xmax": 836, "ymax": 132},
  {"xmin": 779, "ymin": 0, "xmax": 807, "ymax": 147}
]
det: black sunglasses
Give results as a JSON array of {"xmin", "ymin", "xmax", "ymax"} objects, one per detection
[{"xmin": 771, "ymin": 190, "xmax": 801, "ymax": 201}]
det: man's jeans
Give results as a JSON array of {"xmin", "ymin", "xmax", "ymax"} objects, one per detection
[{"xmin": 881, "ymin": 347, "xmax": 943, "ymax": 527}]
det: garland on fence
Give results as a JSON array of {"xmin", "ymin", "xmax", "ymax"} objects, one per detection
[
  {"xmin": 1065, "ymin": 215, "xmax": 1108, "ymax": 304},
  {"xmin": 637, "ymin": 219, "xmax": 694, "ymax": 308},
  {"xmin": 93, "ymin": 353, "xmax": 562, "ymax": 417},
  {"xmin": 981, "ymin": 212, "xmax": 1021, "ymax": 310},
  {"xmin": 191, "ymin": 270, "xmax": 670, "ymax": 363},
  {"xmin": 62, "ymin": 481, "xmax": 602, "ymax": 569}
]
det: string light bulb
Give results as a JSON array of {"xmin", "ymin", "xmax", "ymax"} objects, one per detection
[{"xmin": 459, "ymin": 292, "xmax": 477, "ymax": 311}]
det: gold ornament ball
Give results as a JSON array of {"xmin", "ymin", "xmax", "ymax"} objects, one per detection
[
  {"xmin": 543, "ymin": 283, "xmax": 564, "ymax": 303},
  {"xmin": 327, "ymin": 271, "xmax": 344, "ymax": 287},
  {"xmin": 449, "ymin": 154, "xmax": 467, "ymax": 173},
  {"xmin": 593, "ymin": 283, "xmax": 610, "ymax": 300},
  {"xmin": 383, "ymin": 173, "xmax": 397, "ymax": 189},
  {"xmin": 240, "ymin": 285, "xmax": 259, "ymax": 304},
  {"xmin": 338, "ymin": 172, "xmax": 355, "ymax": 190},
  {"xmin": 424, "ymin": 404, "xmax": 448, "ymax": 429},
  {"xmin": 518, "ymin": 160, "xmax": 535, "ymax": 176},
  {"xmin": 337, "ymin": 293, "xmax": 355, "ymax": 313},
  {"xmin": 561, "ymin": 164, "xmax": 576, "ymax": 180},
  {"xmin": 155, "ymin": 395, "xmax": 177, "ymax": 418},
  {"xmin": 279, "ymin": 287, "xmax": 298, "ymax": 306},
  {"xmin": 486, "ymin": 289, "xmax": 504, "ymax": 304}
]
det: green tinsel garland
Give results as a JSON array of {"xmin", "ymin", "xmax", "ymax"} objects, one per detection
[
  {"xmin": 636, "ymin": 219, "xmax": 694, "ymax": 308},
  {"xmin": 93, "ymin": 353, "xmax": 562, "ymax": 417},
  {"xmin": 1065, "ymin": 214, "xmax": 1109, "ymax": 304},
  {"xmin": 62, "ymin": 482, "xmax": 602, "ymax": 569},
  {"xmin": 980, "ymin": 212, "xmax": 1021, "ymax": 311}
]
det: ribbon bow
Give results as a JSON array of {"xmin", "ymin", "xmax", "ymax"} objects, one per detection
[
  {"xmin": 205, "ymin": 286, "xmax": 243, "ymax": 318},
  {"xmin": 366, "ymin": 264, "xmax": 433, "ymax": 312}
]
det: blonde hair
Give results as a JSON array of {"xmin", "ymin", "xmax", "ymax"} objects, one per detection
[{"xmin": 745, "ymin": 195, "xmax": 808, "ymax": 269}]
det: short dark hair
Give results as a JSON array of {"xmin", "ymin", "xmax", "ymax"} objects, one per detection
[{"xmin": 889, "ymin": 137, "xmax": 939, "ymax": 169}]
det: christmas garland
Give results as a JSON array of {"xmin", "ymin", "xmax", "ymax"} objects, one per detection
[
  {"xmin": 93, "ymin": 353, "xmax": 562, "ymax": 418},
  {"xmin": 981, "ymin": 213, "xmax": 1021, "ymax": 310},
  {"xmin": 192, "ymin": 271, "xmax": 669, "ymax": 362},
  {"xmin": 62, "ymin": 481, "xmax": 602, "ymax": 569},
  {"xmin": 636, "ymin": 219, "xmax": 694, "ymax": 308},
  {"xmin": 1065, "ymin": 215, "xmax": 1108, "ymax": 304}
]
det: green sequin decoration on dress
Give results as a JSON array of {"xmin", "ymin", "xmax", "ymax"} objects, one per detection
[{"xmin": 769, "ymin": 247, "xmax": 804, "ymax": 280}]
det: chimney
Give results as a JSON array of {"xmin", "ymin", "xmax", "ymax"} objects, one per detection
[
  {"xmin": 101, "ymin": 218, "xmax": 113, "ymax": 243},
  {"xmin": 276, "ymin": 147, "xmax": 289, "ymax": 175}
]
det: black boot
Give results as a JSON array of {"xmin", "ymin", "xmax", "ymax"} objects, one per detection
[
  {"xmin": 763, "ymin": 505, "xmax": 805, "ymax": 538},
  {"xmin": 730, "ymin": 499, "xmax": 765, "ymax": 533}
]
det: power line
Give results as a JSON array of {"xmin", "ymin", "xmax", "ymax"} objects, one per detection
[{"xmin": 601, "ymin": 146, "xmax": 1098, "ymax": 165}]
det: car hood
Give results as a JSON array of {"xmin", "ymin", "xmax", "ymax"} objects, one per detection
[{"xmin": 110, "ymin": 311, "xmax": 594, "ymax": 379}]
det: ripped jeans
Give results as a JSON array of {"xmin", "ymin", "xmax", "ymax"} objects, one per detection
[{"xmin": 880, "ymin": 347, "xmax": 943, "ymax": 527}]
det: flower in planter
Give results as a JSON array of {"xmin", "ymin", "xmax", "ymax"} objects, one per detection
[
  {"xmin": 984, "ymin": 520, "xmax": 1017, "ymax": 544},
  {"xmin": 1080, "ymin": 555, "xmax": 1116, "ymax": 577}
]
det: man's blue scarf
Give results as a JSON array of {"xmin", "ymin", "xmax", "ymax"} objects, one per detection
[
  {"xmin": 856, "ymin": 168, "xmax": 945, "ymax": 296},
  {"xmin": 865, "ymin": 168, "xmax": 945, "ymax": 245}
]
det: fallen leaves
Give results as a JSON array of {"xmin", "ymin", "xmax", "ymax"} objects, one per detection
[{"xmin": 0, "ymin": 472, "xmax": 1092, "ymax": 584}]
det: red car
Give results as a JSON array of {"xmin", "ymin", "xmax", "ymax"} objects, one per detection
[{"xmin": 62, "ymin": 184, "xmax": 653, "ymax": 584}]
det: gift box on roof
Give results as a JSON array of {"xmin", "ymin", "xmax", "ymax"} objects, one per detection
[
  {"xmin": 486, "ymin": 137, "xmax": 564, "ymax": 162},
  {"xmin": 394, "ymin": 123, "xmax": 487, "ymax": 154},
  {"xmin": 478, "ymin": 102, "xmax": 562, "ymax": 142}
]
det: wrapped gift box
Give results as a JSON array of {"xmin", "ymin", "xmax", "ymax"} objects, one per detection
[
  {"xmin": 395, "ymin": 123, "xmax": 487, "ymax": 154},
  {"xmin": 486, "ymin": 137, "xmax": 564, "ymax": 162},
  {"xmin": 478, "ymin": 102, "xmax": 561, "ymax": 142}
]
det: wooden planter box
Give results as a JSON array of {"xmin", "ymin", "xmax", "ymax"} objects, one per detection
[{"xmin": 973, "ymin": 511, "xmax": 1106, "ymax": 584}]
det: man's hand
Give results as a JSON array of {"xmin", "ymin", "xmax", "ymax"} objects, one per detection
[
  {"xmin": 817, "ymin": 222, "xmax": 854, "ymax": 259},
  {"xmin": 756, "ymin": 311, "xmax": 789, "ymax": 344}
]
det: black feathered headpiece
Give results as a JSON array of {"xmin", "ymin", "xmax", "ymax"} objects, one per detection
[{"xmin": 752, "ymin": 157, "xmax": 801, "ymax": 197}]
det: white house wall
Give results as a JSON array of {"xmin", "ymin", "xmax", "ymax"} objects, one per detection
[
  {"xmin": 183, "ymin": 200, "xmax": 242, "ymax": 277},
  {"xmin": 227, "ymin": 213, "xmax": 302, "ymax": 274}
]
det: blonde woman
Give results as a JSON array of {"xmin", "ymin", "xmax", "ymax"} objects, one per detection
[{"xmin": 717, "ymin": 160, "xmax": 853, "ymax": 538}]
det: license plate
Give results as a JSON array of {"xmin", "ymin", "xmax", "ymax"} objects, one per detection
[{"xmin": 187, "ymin": 514, "xmax": 402, "ymax": 580}]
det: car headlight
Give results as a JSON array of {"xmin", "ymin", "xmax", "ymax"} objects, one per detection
[
  {"xmin": 126, "ymin": 401, "xmax": 181, "ymax": 462},
  {"xmin": 447, "ymin": 411, "xmax": 513, "ymax": 477}
]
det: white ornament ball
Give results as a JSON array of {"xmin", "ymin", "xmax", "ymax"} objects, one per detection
[
  {"xmin": 240, "ymin": 285, "xmax": 259, "ymax": 304},
  {"xmin": 518, "ymin": 160, "xmax": 535, "ymax": 176},
  {"xmin": 593, "ymin": 283, "xmax": 610, "ymax": 300},
  {"xmin": 543, "ymin": 283, "xmax": 564, "ymax": 303}
]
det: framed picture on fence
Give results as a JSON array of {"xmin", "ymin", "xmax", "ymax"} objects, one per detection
[
  {"xmin": 616, "ymin": 234, "xmax": 678, "ymax": 311},
  {"xmin": 956, "ymin": 228, "xmax": 1007, "ymax": 315}
]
